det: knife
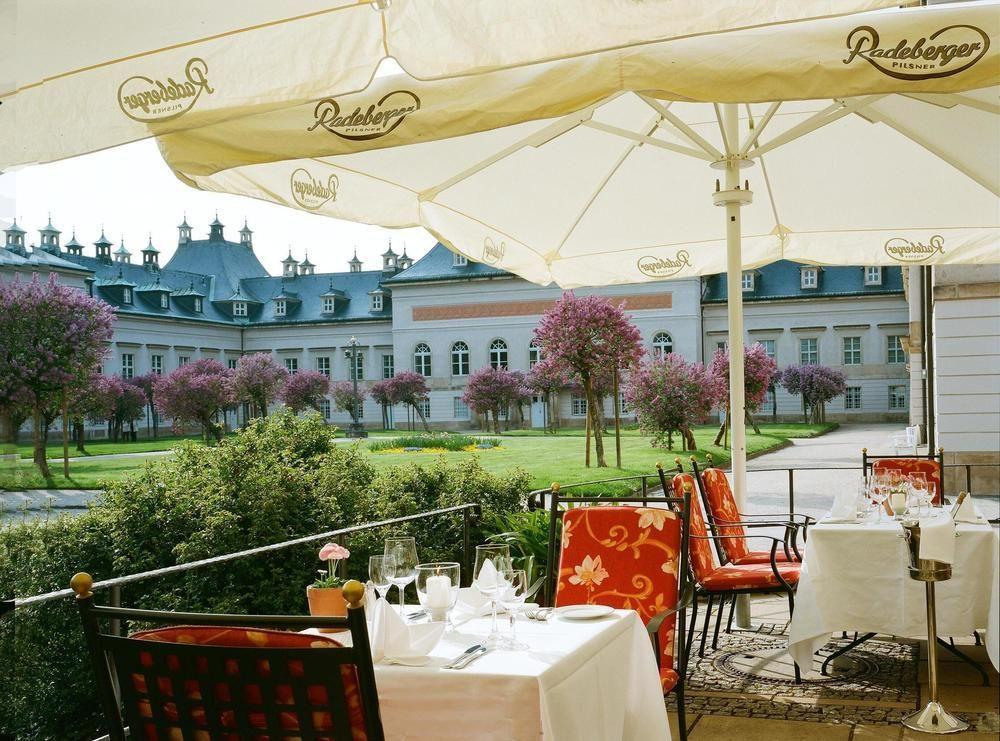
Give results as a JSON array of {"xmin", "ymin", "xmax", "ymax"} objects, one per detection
[
  {"xmin": 443, "ymin": 644, "xmax": 484, "ymax": 669},
  {"xmin": 451, "ymin": 646, "xmax": 490, "ymax": 670}
]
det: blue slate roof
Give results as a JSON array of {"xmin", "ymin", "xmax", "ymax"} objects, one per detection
[
  {"xmin": 164, "ymin": 239, "xmax": 269, "ymax": 301},
  {"xmin": 701, "ymin": 260, "xmax": 904, "ymax": 303},
  {"xmin": 241, "ymin": 271, "xmax": 391, "ymax": 324},
  {"xmin": 0, "ymin": 245, "xmax": 93, "ymax": 273},
  {"xmin": 384, "ymin": 242, "xmax": 511, "ymax": 284}
]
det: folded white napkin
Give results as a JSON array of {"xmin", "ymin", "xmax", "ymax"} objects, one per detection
[
  {"xmin": 918, "ymin": 514, "xmax": 956, "ymax": 564},
  {"xmin": 829, "ymin": 489, "xmax": 857, "ymax": 521},
  {"xmin": 454, "ymin": 586, "xmax": 492, "ymax": 618},
  {"xmin": 952, "ymin": 494, "xmax": 981, "ymax": 523},
  {"xmin": 369, "ymin": 598, "xmax": 445, "ymax": 662}
]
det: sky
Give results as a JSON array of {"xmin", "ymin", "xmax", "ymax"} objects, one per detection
[{"xmin": 0, "ymin": 138, "xmax": 437, "ymax": 276}]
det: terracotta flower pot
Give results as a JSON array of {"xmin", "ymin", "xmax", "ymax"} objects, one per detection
[{"xmin": 307, "ymin": 586, "xmax": 347, "ymax": 633}]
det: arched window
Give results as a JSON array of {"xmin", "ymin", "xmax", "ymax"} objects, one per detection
[
  {"xmin": 652, "ymin": 331, "xmax": 673, "ymax": 358},
  {"xmin": 414, "ymin": 343, "xmax": 432, "ymax": 376},
  {"xmin": 528, "ymin": 340, "xmax": 542, "ymax": 368},
  {"xmin": 451, "ymin": 341, "xmax": 470, "ymax": 376},
  {"xmin": 489, "ymin": 339, "xmax": 508, "ymax": 369}
]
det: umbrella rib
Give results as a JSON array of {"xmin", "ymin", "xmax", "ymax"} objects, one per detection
[
  {"xmin": 743, "ymin": 104, "xmax": 784, "ymax": 249},
  {"xmin": 713, "ymin": 104, "xmax": 734, "ymax": 156},
  {"xmin": 748, "ymin": 95, "xmax": 886, "ymax": 158},
  {"xmin": 582, "ymin": 121, "xmax": 712, "ymax": 160},
  {"xmin": 739, "ymin": 102, "xmax": 782, "ymax": 157},
  {"xmin": 903, "ymin": 92, "xmax": 1000, "ymax": 116},
  {"xmin": 639, "ymin": 95, "xmax": 723, "ymax": 160}
]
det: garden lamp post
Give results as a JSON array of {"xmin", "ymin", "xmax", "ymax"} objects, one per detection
[{"xmin": 344, "ymin": 336, "xmax": 367, "ymax": 438}]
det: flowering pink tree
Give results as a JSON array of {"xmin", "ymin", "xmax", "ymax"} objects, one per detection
[
  {"xmin": 327, "ymin": 379, "xmax": 365, "ymax": 421},
  {"xmin": 389, "ymin": 370, "xmax": 431, "ymax": 432},
  {"xmin": 625, "ymin": 355, "xmax": 723, "ymax": 451},
  {"xmin": 527, "ymin": 356, "xmax": 572, "ymax": 433},
  {"xmin": 0, "ymin": 274, "xmax": 115, "ymax": 477},
  {"xmin": 778, "ymin": 364, "xmax": 847, "ymax": 424},
  {"xmin": 461, "ymin": 367, "xmax": 526, "ymax": 433},
  {"xmin": 370, "ymin": 378, "xmax": 395, "ymax": 430},
  {"xmin": 154, "ymin": 359, "xmax": 235, "ymax": 442},
  {"xmin": 233, "ymin": 353, "xmax": 288, "ymax": 418},
  {"xmin": 710, "ymin": 343, "xmax": 778, "ymax": 445},
  {"xmin": 534, "ymin": 293, "xmax": 644, "ymax": 467}
]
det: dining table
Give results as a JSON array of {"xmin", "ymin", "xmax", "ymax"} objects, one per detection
[
  {"xmin": 787, "ymin": 515, "xmax": 1000, "ymax": 674},
  {"xmin": 314, "ymin": 607, "xmax": 671, "ymax": 740}
]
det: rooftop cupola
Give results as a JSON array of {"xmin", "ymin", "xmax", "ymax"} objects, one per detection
[
  {"xmin": 381, "ymin": 240, "xmax": 399, "ymax": 272},
  {"xmin": 282, "ymin": 249, "xmax": 299, "ymax": 278},
  {"xmin": 208, "ymin": 213, "xmax": 225, "ymax": 242},
  {"xmin": 348, "ymin": 249, "xmax": 363, "ymax": 273},
  {"xmin": 3, "ymin": 219, "xmax": 27, "ymax": 255},
  {"xmin": 94, "ymin": 229, "xmax": 113, "ymax": 262},
  {"xmin": 141, "ymin": 234, "xmax": 160, "ymax": 271},
  {"xmin": 39, "ymin": 215, "xmax": 62, "ymax": 254},
  {"xmin": 178, "ymin": 215, "xmax": 192, "ymax": 244},
  {"xmin": 398, "ymin": 245, "xmax": 413, "ymax": 270},
  {"xmin": 239, "ymin": 218, "xmax": 253, "ymax": 249},
  {"xmin": 65, "ymin": 230, "xmax": 84, "ymax": 256},
  {"xmin": 114, "ymin": 239, "xmax": 131, "ymax": 264},
  {"xmin": 299, "ymin": 252, "xmax": 315, "ymax": 276}
]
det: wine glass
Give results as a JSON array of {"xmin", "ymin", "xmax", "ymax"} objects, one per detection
[
  {"xmin": 416, "ymin": 562, "xmax": 460, "ymax": 628},
  {"xmin": 384, "ymin": 537, "xmax": 419, "ymax": 614},
  {"xmin": 369, "ymin": 554, "xmax": 396, "ymax": 601},
  {"xmin": 909, "ymin": 473, "xmax": 931, "ymax": 517},
  {"xmin": 474, "ymin": 544, "xmax": 511, "ymax": 648},
  {"xmin": 497, "ymin": 568, "xmax": 529, "ymax": 650},
  {"xmin": 868, "ymin": 476, "xmax": 888, "ymax": 523}
]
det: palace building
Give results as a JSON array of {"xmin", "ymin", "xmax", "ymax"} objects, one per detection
[{"xmin": 1, "ymin": 217, "xmax": 910, "ymax": 434}]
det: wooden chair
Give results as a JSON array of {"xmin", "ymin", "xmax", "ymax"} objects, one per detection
[
  {"xmin": 71, "ymin": 573, "xmax": 384, "ymax": 741},
  {"xmin": 540, "ymin": 485, "xmax": 693, "ymax": 740},
  {"xmin": 862, "ymin": 447, "xmax": 945, "ymax": 505}
]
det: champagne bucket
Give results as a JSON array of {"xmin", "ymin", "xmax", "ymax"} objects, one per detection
[{"xmin": 901, "ymin": 520, "xmax": 952, "ymax": 582}]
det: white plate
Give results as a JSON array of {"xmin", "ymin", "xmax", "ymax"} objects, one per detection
[{"xmin": 555, "ymin": 604, "xmax": 615, "ymax": 620}]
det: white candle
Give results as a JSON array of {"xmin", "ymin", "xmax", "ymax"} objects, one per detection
[
  {"xmin": 890, "ymin": 491, "xmax": 906, "ymax": 515},
  {"xmin": 425, "ymin": 574, "xmax": 452, "ymax": 609}
]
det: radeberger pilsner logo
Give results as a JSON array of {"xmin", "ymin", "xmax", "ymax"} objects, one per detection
[
  {"xmin": 482, "ymin": 237, "xmax": 505, "ymax": 265},
  {"xmin": 117, "ymin": 58, "xmax": 213, "ymax": 122},
  {"xmin": 308, "ymin": 90, "xmax": 420, "ymax": 140},
  {"xmin": 290, "ymin": 168, "xmax": 339, "ymax": 211},
  {"xmin": 844, "ymin": 25, "xmax": 988, "ymax": 80},
  {"xmin": 637, "ymin": 251, "xmax": 692, "ymax": 279},
  {"xmin": 884, "ymin": 235, "xmax": 945, "ymax": 263}
]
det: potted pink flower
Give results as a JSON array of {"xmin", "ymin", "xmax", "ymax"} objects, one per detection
[{"xmin": 307, "ymin": 542, "xmax": 351, "ymax": 631}]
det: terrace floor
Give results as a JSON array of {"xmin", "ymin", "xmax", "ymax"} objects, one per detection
[{"xmin": 668, "ymin": 595, "xmax": 1000, "ymax": 740}]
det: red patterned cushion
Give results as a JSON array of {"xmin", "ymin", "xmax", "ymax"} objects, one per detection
[
  {"xmin": 872, "ymin": 459, "xmax": 942, "ymax": 505},
  {"xmin": 555, "ymin": 505, "xmax": 681, "ymax": 674},
  {"xmin": 700, "ymin": 562, "xmax": 800, "ymax": 592},
  {"xmin": 660, "ymin": 667, "xmax": 680, "ymax": 694},
  {"xmin": 128, "ymin": 626, "xmax": 367, "ymax": 741},
  {"xmin": 700, "ymin": 468, "xmax": 749, "ymax": 563},
  {"xmin": 670, "ymin": 473, "xmax": 718, "ymax": 580},
  {"xmin": 731, "ymin": 550, "xmax": 797, "ymax": 566}
]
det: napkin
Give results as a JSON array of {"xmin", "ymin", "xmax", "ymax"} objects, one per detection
[
  {"xmin": 918, "ymin": 514, "xmax": 956, "ymax": 564},
  {"xmin": 369, "ymin": 598, "xmax": 445, "ymax": 663},
  {"xmin": 454, "ymin": 586, "xmax": 492, "ymax": 618},
  {"xmin": 829, "ymin": 489, "xmax": 857, "ymax": 521},
  {"xmin": 951, "ymin": 493, "xmax": 981, "ymax": 523}
]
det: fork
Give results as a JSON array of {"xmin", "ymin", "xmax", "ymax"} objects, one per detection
[{"xmin": 525, "ymin": 607, "xmax": 553, "ymax": 621}]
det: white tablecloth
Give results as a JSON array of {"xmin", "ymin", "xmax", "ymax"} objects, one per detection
[
  {"xmin": 317, "ymin": 609, "xmax": 670, "ymax": 740},
  {"xmin": 788, "ymin": 520, "xmax": 1000, "ymax": 673}
]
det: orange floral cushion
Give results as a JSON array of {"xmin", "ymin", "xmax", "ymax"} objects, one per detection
[
  {"xmin": 660, "ymin": 667, "xmax": 680, "ymax": 694},
  {"xmin": 555, "ymin": 506, "xmax": 681, "ymax": 674},
  {"xmin": 700, "ymin": 562, "xmax": 800, "ymax": 592},
  {"xmin": 872, "ymin": 459, "xmax": 942, "ymax": 505},
  {"xmin": 699, "ymin": 468, "xmax": 750, "ymax": 563},
  {"xmin": 670, "ymin": 473, "xmax": 718, "ymax": 580},
  {"xmin": 731, "ymin": 551, "xmax": 797, "ymax": 566},
  {"xmin": 127, "ymin": 626, "xmax": 367, "ymax": 741}
]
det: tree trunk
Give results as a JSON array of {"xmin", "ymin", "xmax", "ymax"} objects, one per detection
[
  {"xmin": 802, "ymin": 395, "xmax": 808, "ymax": 424},
  {"xmin": 584, "ymin": 399, "xmax": 591, "ymax": 467},
  {"xmin": 62, "ymin": 388, "xmax": 69, "ymax": 478},
  {"xmin": 685, "ymin": 426, "xmax": 697, "ymax": 452},
  {"xmin": 74, "ymin": 420, "xmax": 86, "ymax": 453},
  {"xmin": 612, "ymin": 368, "xmax": 622, "ymax": 469},
  {"xmin": 413, "ymin": 402, "xmax": 431, "ymax": 432},
  {"xmin": 746, "ymin": 409, "xmax": 760, "ymax": 435},
  {"xmin": 493, "ymin": 408, "xmax": 501, "ymax": 435},
  {"xmin": 714, "ymin": 403, "xmax": 729, "ymax": 447},
  {"xmin": 584, "ymin": 376, "xmax": 606, "ymax": 467},
  {"xmin": 34, "ymin": 408, "xmax": 51, "ymax": 479},
  {"xmin": 667, "ymin": 429, "xmax": 674, "ymax": 451}
]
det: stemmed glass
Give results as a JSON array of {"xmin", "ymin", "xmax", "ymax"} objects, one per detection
[
  {"xmin": 384, "ymin": 537, "xmax": 419, "ymax": 613},
  {"xmin": 474, "ymin": 544, "xmax": 511, "ymax": 648},
  {"xmin": 909, "ymin": 473, "xmax": 931, "ymax": 517},
  {"xmin": 867, "ymin": 475, "xmax": 889, "ymax": 523},
  {"xmin": 369, "ymin": 554, "xmax": 396, "ymax": 601},
  {"xmin": 498, "ymin": 568, "xmax": 529, "ymax": 650},
  {"xmin": 416, "ymin": 562, "xmax": 460, "ymax": 628}
]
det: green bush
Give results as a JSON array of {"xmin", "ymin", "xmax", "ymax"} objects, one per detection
[
  {"xmin": 0, "ymin": 412, "xmax": 527, "ymax": 740},
  {"xmin": 367, "ymin": 433, "xmax": 500, "ymax": 452},
  {"xmin": 485, "ymin": 509, "xmax": 554, "ymax": 587}
]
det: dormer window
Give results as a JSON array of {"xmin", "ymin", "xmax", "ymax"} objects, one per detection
[
  {"xmin": 193, "ymin": 297, "xmax": 203, "ymax": 313},
  {"xmin": 864, "ymin": 266, "xmax": 882, "ymax": 286},
  {"xmin": 371, "ymin": 294, "xmax": 383, "ymax": 311},
  {"xmin": 274, "ymin": 299, "xmax": 286, "ymax": 317},
  {"xmin": 323, "ymin": 297, "xmax": 336, "ymax": 313},
  {"xmin": 122, "ymin": 288, "xmax": 133, "ymax": 304},
  {"xmin": 234, "ymin": 301, "xmax": 247, "ymax": 317},
  {"xmin": 741, "ymin": 271, "xmax": 754, "ymax": 291},
  {"xmin": 800, "ymin": 267, "xmax": 818, "ymax": 289},
  {"xmin": 453, "ymin": 253, "xmax": 468, "ymax": 267},
  {"xmin": 159, "ymin": 293, "xmax": 169, "ymax": 309}
]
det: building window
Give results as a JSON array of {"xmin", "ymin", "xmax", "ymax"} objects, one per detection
[
  {"xmin": 652, "ymin": 332, "xmax": 673, "ymax": 358},
  {"xmin": 351, "ymin": 352, "xmax": 364, "ymax": 381},
  {"xmin": 800, "ymin": 267, "xmax": 818, "ymax": 289},
  {"xmin": 317, "ymin": 357, "xmax": 330, "ymax": 377},
  {"xmin": 178, "ymin": 355, "xmax": 190, "ymax": 366},
  {"xmin": 843, "ymin": 336, "xmax": 862, "ymax": 366},
  {"xmin": 414, "ymin": 343, "xmax": 432, "ymax": 376},
  {"xmin": 382, "ymin": 354, "xmax": 394, "ymax": 379},
  {"xmin": 151, "ymin": 354, "xmax": 163, "ymax": 375},
  {"xmin": 233, "ymin": 301, "xmax": 247, "ymax": 317},
  {"xmin": 227, "ymin": 358, "xmax": 237, "ymax": 370},
  {"xmin": 887, "ymin": 335, "xmax": 906, "ymax": 364},
  {"xmin": 528, "ymin": 340, "xmax": 542, "ymax": 368},
  {"xmin": 799, "ymin": 338, "xmax": 818, "ymax": 365},
  {"xmin": 864, "ymin": 266, "xmax": 882, "ymax": 286},
  {"xmin": 451, "ymin": 341, "xmax": 470, "ymax": 376},
  {"xmin": 193, "ymin": 298, "xmax": 203, "ymax": 313},
  {"xmin": 159, "ymin": 293, "xmax": 169, "ymax": 309},
  {"xmin": 618, "ymin": 392, "xmax": 630, "ymax": 415},
  {"xmin": 371, "ymin": 293, "xmax": 383, "ymax": 311},
  {"xmin": 453, "ymin": 397, "xmax": 470, "ymax": 420},
  {"xmin": 121, "ymin": 354, "xmax": 134, "ymax": 379},
  {"xmin": 741, "ymin": 271, "xmax": 754, "ymax": 291},
  {"xmin": 122, "ymin": 288, "xmax": 133, "ymax": 304},
  {"xmin": 418, "ymin": 398, "xmax": 431, "ymax": 419},
  {"xmin": 322, "ymin": 296, "xmax": 336, "ymax": 313},
  {"xmin": 716, "ymin": 341, "xmax": 727, "ymax": 351},
  {"xmin": 274, "ymin": 299, "xmax": 286, "ymax": 317},
  {"xmin": 319, "ymin": 399, "xmax": 331, "ymax": 420},
  {"xmin": 889, "ymin": 385, "xmax": 907, "ymax": 410},
  {"xmin": 489, "ymin": 339, "xmax": 509, "ymax": 369},
  {"xmin": 355, "ymin": 400, "xmax": 365, "ymax": 419},
  {"xmin": 284, "ymin": 357, "xmax": 298, "ymax": 374},
  {"xmin": 453, "ymin": 253, "xmax": 468, "ymax": 267},
  {"xmin": 763, "ymin": 388, "xmax": 775, "ymax": 408},
  {"xmin": 571, "ymin": 394, "xmax": 588, "ymax": 417},
  {"xmin": 758, "ymin": 339, "xmax": 776, "ymax": 360},
  {"xmin": 845, "ymin": 386, "xmax": 862, "ymax": 410}
]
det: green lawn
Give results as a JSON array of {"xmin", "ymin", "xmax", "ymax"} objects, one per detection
[{"xmin": 10, "ymin": 433, "xmax": 211, "ymax": 460}]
